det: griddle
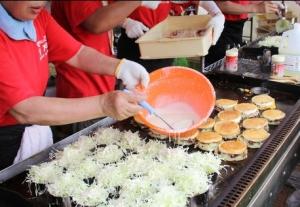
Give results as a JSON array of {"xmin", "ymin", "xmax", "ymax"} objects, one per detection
[{"xmin": 0, "ymin": 64, "xmax": 300, "ymax": 207}]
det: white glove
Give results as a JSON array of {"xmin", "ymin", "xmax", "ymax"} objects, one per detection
[
  {"xmin": 200, "ymin": 1, "xmax": 222, "ymax": 15},
  {"xmin": 200, "ymin": 1, "xmax": 225, "ymax": 45},
  {"xmin": 115, "ymin": 59, "xmax": 150, "ymax": 90},
  {"xmin": 122, "ymin": 18, "xmax": 149, "ymax": 39},
  {"xmin": 208, "ymin": 13, "xmax": 225, "ymax": 45},
  {"xmin": 141, "ymin": 1, "xmax": 161, "ymax": 10}
]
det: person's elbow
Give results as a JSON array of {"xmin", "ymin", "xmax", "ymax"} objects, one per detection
[
  {"xmin": 9, "ymin": 98, "xmax": 43, "ymax": 125},
  {"xmin": 10, "ymin": 108, "xmax": 34, "ymax": 124}
]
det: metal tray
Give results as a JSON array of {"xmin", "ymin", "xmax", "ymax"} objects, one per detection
[
  {"xmin": 204, "ymin": 57, "xmax": 300, "ymax": 89},
  {"xmin": 239, "ymin": 32, "xmax": 279, "ymax": 60},
  {"xmin": 0, "ymin": 72, "xmax": 299, "ymax": 207}
]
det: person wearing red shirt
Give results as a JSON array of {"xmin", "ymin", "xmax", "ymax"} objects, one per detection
[
  {"xmin": 51, "ymin": 1, "xmax": 159, "ymax": 133},
  {"xmin": 117, "ymin": 1, "xmax": 225, "ymax": 72},
  {"xmin": 117, "ymin": 3, "xmax": 172, "ymax": 73},
  {"xmin": 0, "ymin": 1, "xmax": 150, "ymax": 170},
  {"xmin": 205, "ymin": 1, "xmax": 282, "ymax": 66}
]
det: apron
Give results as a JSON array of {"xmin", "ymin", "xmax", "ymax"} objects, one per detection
[
  {"xmin": 205, "ymin": 20, "xmax": 246, "ymax": 66},
  {"xmin": 116, "ymin": 29, "xmax": 174, "ymax": 73},
  {"xmin": 0, "ymin": 125, "xmax": 53, "ymax": 170}
]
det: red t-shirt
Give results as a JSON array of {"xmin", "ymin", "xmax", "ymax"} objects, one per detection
[
  {"xmin": 51, "ymin": 1, "xmax": 116, "ymax": 98},
  {"xmin": 224, "ymin": 1, "xmax": 249, "ymax": 21},
  {"xmin": 170, "ymin": 1, "xmax": 198, "ymax": 16},
  {"xmin": 129, "ymin": 3, "xmax": 171, "ymax": 28},
  {"xmin": 0, "ymin": 10, "xmax": 81, "ymax": 126}
]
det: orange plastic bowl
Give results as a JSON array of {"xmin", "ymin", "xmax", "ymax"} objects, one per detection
[{"xmin": 135, "ymin": 66, "xmax": 215, "ymax": 138}]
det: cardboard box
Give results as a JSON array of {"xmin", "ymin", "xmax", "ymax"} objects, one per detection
[{"xmin": 136, "ymin": 15, "xmax": 213, "ymax": 59}]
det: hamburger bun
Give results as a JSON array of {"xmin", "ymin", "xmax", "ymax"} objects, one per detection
[
  {"xmin": 251, "ymin": 94, "xmax": 276, "ymax": 110},
  {"xmin": 175, "ymin": 129, "xmax": 199, "ymax": 146},
  {"xmin": 234, "ymin": 103, "xmax": 259, "ymax": 118},
  {"xmin": 242, "ymin": 117, "xmax": 269, "ymax": 131},
  {"xmin": 241, "ymin": 129, "xmax": 270, "ymax": 148},
  {"xmin": 214, "ymin": 121, "xmax": 240, "ymax": 139},
  {"xmin": 217, "ymin": 140, "xmax": 247, "ymax": 161},
  {"xmin": 198, "ymin": 118, "xmax": 215, "ymax": 131},
  {"xmin": 196, "ymin": 131, "xmax": 222, "ymax": 151},
  {"xmin": 215, "ymin": 99, "xmax": 238, "ymax": 111},
  {"xmin": 262, "ymin": 109, "xmax": 286, "ymax": 125},
  {"xmin": 217, "ymin": 110, "xmax": 242, "ymax": 123}
]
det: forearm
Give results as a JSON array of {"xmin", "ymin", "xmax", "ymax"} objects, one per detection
[
  {"xmin": 215, "ymin": 1, "xmax": 256, "ymax": 15},
  {"xmin": 66, "ymin": 45, "xmax": 120, "ymax": 76},
  {"xmin": 81, "ymin": 1, "xmax": 141, "ymax": 34},
  {"xmin": 10, "ymin": 96, "xmax": 105, "ymax": 125}
]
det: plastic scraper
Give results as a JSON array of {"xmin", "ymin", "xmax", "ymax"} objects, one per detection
[{"xmin": 123, "ymin": 89, "xmax": 174, "ymax": 130}]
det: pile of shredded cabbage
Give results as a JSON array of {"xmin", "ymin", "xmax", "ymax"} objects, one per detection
[
  {"xmin": 258, "ymin": 35, "xmax": 282, "ymax": 48},
  {"xmin": 27, "ymin": 127, "xmax": 222, "ymax": 207}
]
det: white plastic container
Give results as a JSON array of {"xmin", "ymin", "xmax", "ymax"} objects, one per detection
[
  {"xmin": 279, "ymin": 23, "xmax": 300, "ymax": 55},
  {"xmin": 279, "ymin": 23, "xmax": 300, "ymax": 76},
  {"xmin": 225, "ymin": 48, "xmax": 238, "ymax": 72},
  {"xmin": 271, "ymin": 55, "xmax": 285, "ymax": 77}
]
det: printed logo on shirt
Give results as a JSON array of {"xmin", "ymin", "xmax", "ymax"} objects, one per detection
[{"xmin": 36, "ymin": 35, "xmax": 48, "ymax": 60}]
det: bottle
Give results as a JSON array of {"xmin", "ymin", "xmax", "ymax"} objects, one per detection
[
  {"xmin": 271, "ymin": 55, "xmax": 285, "ymax": 77},
  {"xmin": 225, "ymin": 47, "xmax": 238, "ymax": 72}
]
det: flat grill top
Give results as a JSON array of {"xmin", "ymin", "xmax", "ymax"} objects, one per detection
[
  {"xmin": 214, "ymin": 101, "xmax": 300, "ymax": 207},
  {"xmin": 1, "ymin": 56, "xmax": 300, "ymax": 206},
  {"xmin": 205, "ymin": 56, "xmax": 300, "ymax": 206}
]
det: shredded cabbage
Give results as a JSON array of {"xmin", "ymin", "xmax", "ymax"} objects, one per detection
[
  {"xmin": 148, "ymin": 185, "xmax": 188, "ymax": 207},
  {"xmin": 47, "ymin": 172, "xmax": 87, "ymax": 197},
  {"xmin": 27, "ymin": 127, "xmax": 222, "ymax": 207},
  {"xmin": 94, "ymin": 144, "xmax": 124, "ymax": 164},
  {"xmin": 94, "ymin": 127, "xmax": 122, "ymax": 145},
  {"xmin": 27, "ymin": 161, "xmax": 62, "ymax": 184},
  {"xmin": 258, "ymin": 36, "xmax": 282, "ymax": 48},
  {"xmin": 72, "ymin": 184, "xmax": 108, "ymax": 206}
]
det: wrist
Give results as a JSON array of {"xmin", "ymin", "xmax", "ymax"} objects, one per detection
[{"xmin": 97, "ymin": 95, "xmax": 106, "ymax": 117}]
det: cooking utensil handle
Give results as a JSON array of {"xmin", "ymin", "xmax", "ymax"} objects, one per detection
[
  {"xmin": 138, "ymin": 100, "xmax": 155, "ymax": 115},
  {"xmin": 123, "ymin": 89, "xmax": 155, "ymax": 114}
]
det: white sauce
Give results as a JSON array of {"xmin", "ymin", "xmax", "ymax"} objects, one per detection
[{"xmin": 146, "ymin": 102, "xmax": 200, "ymax": 131}]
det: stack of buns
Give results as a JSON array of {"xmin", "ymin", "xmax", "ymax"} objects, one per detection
[
  {"xmin": 131, "ymin": 93, "xmax": 285, "ymax": 159},
  {"xmin": 251, "ymin": 94, "xmax": 276, "ymax": 110},
  {"xmin": 195, "ymin": 94, "xmax": 285, "ymax": 161},
  {"xmin": 240, "ymin": 129, "xmax": 270, "ymax": 148},
  {"xmin": 216, "ymin": 140, "xmax": 247, "ymax": 161},
  {"xmin": 198, "ymin": 118, "xmax": 215, "ymax": 131},
  {"xmin": 262, "ymin": 109, "xmax": 286, "ymax": 125},
  {"xmin": 215, "ymin": 99, "xmax": 238, "ymax": 111}
]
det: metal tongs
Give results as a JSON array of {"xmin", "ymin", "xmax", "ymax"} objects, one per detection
[{"xmin": 123, "ymin": 89, "xmax": 175, "ymax": 130}]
